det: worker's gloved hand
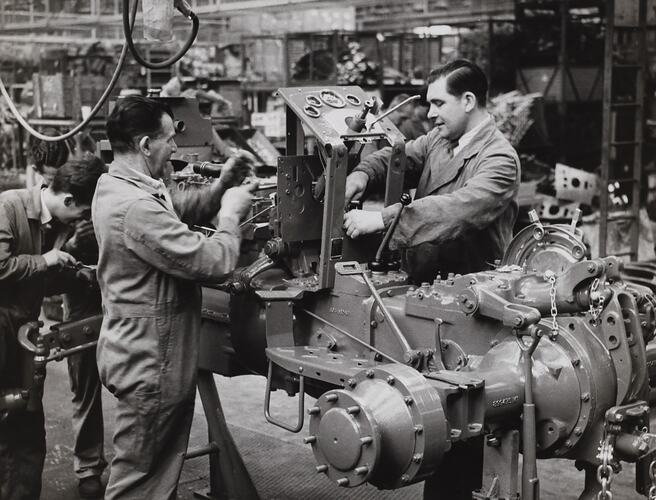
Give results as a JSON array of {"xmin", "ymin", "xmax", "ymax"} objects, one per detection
[
  {"xmin": 219, "ymin": 150, "xmax": 256, "ymax": 188},
  {"xmin": 344, "ymin": 171, "xmax": 369, "ymax": 206},
  {"xmin": 220, "ymin": 181, "xmax": 260, "ymax": 222},
  {"xmin": 43, "ymin": 249, "xmax": 77, "ymax": 268},
  {"xmin": 64, "ymin": 220, "xmax": 96, "ymax": 254},
  {"xmin": 343, "ymin": 209, "xmax": 385, "ymax": 239}
]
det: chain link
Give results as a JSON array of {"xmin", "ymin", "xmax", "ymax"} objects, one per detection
[
  {"xmin": 544, "ymin": 270, "xmax": 558, "ymax": 337},
  {"xmin": 589, "ymin": 278, "xmax": 605, "ymax": 323},
  {"xmin": 596, "ymin": 435, "xmax": 615, "ymax": 500},
  {"xmin": 649, "ymin": 459, "xmax": 656, "ymax": 500}
]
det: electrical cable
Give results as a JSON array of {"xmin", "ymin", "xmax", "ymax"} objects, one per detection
[
  {"xmin": 122, "ymin": 0, "xmax": 199, "ymax": 70},
  {"xmin": 0, "ymin": 0, "xmax": 139, "ymax": 142}
]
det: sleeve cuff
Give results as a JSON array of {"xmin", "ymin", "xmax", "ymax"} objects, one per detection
[
  {"xmin": 382, "ymin": 203, "xmax": 401, "ymax": 228},
  {"xmin": 216, "ymin": 214, "xmax": 241, "ymax": 235},
  {"xmin": 37, "ymin": 255, "xmax": 48, "ymax": 272}
]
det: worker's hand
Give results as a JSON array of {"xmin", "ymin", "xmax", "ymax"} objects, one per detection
[
  {"xmin": 43, "ymin": 249, "xmax": 78, "ymax": 268},
  {"xmin": 220, "ymin": 181, "xmax": 259, "ymax": 222},
  {"xmin": 219, "ymin": 150, "xmax": 256, "ymax": 187},
  {"xmin": 75, "ymin": 267, "xmax": 98, "ymax": 288},
  {"xmin": 344, "ymin": 171, "xmax": 370, "ymax": 206},
  {"xmin": 65, "ymin": 220, "xmax": 96, "ymax": 253},
  {"xmin": 343, "ymin": 209, "xmax": 385, "ymax": 239}
]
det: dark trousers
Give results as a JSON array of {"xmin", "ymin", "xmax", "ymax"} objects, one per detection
[
  {"xmin": 67, "ymin": 350, "xmax": 107, "ymax": 479},
  {"xmin": 0, "ymin": 406, "xmax": 46, "ymax": 500},
  {"xmin": 63, "ymin": 292, "xmax": 106, "ymax": 481}
]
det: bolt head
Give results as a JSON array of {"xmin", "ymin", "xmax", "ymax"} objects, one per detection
[
  {"xmin": 386, "ymin": 376, "xmax": 395, "ymax": 385},
  {"xmin": 347, "ymin": 378, "xmax": 357, "ymax": 388},
  {"xmin": 366, "ymin": 369, "xmax": 375, "ymax": 378},
  {"xmin": 404, "ymin": 396, "xmax": 414, "ymax": 406},
  {"xmin": 401, "ymin": 474, "xmax": 411, "ymax": 484},
  {"xmin": 412, "ymin": 453, "xmax": 423, "ymax": 463},
  {"xmin": 354, "ymin": 466, "xmax": 369, "ymax": 475},
  {"xmin": 337, "ymin": 478, "xmax": 349, "ymax": 487},
  {"xmin": 581, "ymin": 393, "xmax": 590, "ymax": 402},
  {"xmin": 347, "ymin": 406, "xmax": 361, "ymax": 415},
  {"xmin": 316, "ymin": 465, "xmax": 328, "ymax": 473},
  {"xmin": 414, "ymin": 424, "xmax": 423, "ymax": 435},
  {"xmin": 325, "ymin": 393, "xmax": 338, "ymax": 403}
]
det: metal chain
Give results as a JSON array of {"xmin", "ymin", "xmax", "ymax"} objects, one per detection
[
  {"xmin": 649, "ymin": 459, "xmax": 656, "ymax": 500},
  {"xmin": 544, "ymin": 270, "xmax": 558, "ymax": 337},
  {"xmin": 596, "ymin": 434, "xmax": 615, "ymax": 500},
  {"xmin": 589, "ymin": 278, "xmax": 605, "ymax": 323}
]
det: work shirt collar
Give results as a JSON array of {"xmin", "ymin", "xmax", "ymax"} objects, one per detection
[
  {"xmin": 39, "ymin": 188, "xmax": 53, "ymax": 226},
  {"xmin": 453, "ymin": 114, "xmax": 491, "ymax": 158},
  {"xmin": 108, "ymin": 158, "xmax": 174, "ymax": 210}
]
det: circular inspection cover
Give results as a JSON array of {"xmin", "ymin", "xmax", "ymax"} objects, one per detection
[
  {"xmin": 345, "ymin": 94, "xmax": 361, "ymax": 106},
  {"xmin": 303, "ymin": 105, "xmax": 321, "ymax": 118},
  {"xmin": 305, "ymin": 95, "xmax": 323, "ymax": 107},
  {"xmin": 319, "ymin": 89, "xmax": 346, "ymax": 108}
]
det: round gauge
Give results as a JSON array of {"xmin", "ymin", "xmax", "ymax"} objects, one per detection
[
  {"xmin": 305, "ymin": 95, "xmax": 322, "ymax": 107},
  {"xmin": 345, "ymin": 94, "xmax": 361, "ymax": 106},
  {"xmin": 303, "ymin": 105, "xmax": 321, "ymax": 118},
  {"xmin": 319, "ymin": 89, "xmax": 346, "ymax": 108}
]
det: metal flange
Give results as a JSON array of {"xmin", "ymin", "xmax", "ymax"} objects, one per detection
[{"xmin": 306, "ymin": 363, "xmax": 448, "ymax": 489}]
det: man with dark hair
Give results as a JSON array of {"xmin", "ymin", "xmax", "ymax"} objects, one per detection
[
  {"xmin": 0, "ymin": 157, "xmax": 105, "ymax": 500},
  {"xmin": 26, "ymin": 131, "xmax": 71, "ymax": 188},
  {"xmin": 343, "ymin": 59, "xmax": 520, "ymax": 282},
  {"xmin": 93, "ymin": 95, "xmax": 256, "ymax": 499}
]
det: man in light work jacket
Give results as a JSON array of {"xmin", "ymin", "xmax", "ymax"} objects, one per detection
[
  {"xmin": 343, "ymin": 59, "xmax": 520, "ymax": 282},
  {"xmin": 92, "ymin": 96, "xmax": 256, "ymax": 499}
]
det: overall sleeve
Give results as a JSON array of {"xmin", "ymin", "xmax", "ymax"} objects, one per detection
[
  {"xmin": 382, "ymin": 151, "xmax": 519, "ymax": 249},
  {"xmin": 0, "ymin": 201, "xmax": 47, "ymax": 283},
  {"xmin": 123, "ymin": 198, "xmax": 241, "ymax": 282},
  {"xmin": 170, "ymin": 178, "xmax": 228, "ymax": 227},
  {"xmin": 353, "ymin": 133, "xmax": 432, "ymax": 192}
]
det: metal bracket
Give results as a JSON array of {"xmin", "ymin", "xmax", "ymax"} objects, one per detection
[{"xmin": 264, "ymin": 359, "xmax": 305, "ymax": 433}]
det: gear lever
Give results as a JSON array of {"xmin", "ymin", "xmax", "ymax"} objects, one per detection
[{"xmin": 370, "ymin": 193, "xmax": 412, "ymax": 272}]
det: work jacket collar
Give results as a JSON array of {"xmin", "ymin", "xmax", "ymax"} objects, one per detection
[
  {"xmin": 26, "ymin": 185, "xmax": 44, "ymax": 222},
  {"xmin": 422, "ymin": 117, "xmax": 498, "ymax": 196},
  {"xmin": 108, "ymin": 158, "xmax": 166, "ymax": 198}
]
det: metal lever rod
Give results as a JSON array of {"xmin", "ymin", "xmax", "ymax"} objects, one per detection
[
  {"xmin": 368, "ymin": 95, "xmax": 421, "ymax": 131},
  {"xmin": 375, "ymin": 193, "xmax": 412, "ymax": 263},
  {"xmin": 360, "ymin": 271, "xmax": 412, "ymax": 355}
]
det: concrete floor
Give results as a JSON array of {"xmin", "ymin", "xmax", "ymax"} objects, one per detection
[{"xmin": 39, "ymin": 353, "xmax": 644, "ymax": 500}]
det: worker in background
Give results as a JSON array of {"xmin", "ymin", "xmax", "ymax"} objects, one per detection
[
  {"xmin": 25, "ymin": 130, "xmax": 71, "ymax": 189},
  {"xmin": 62, "ymin": 137, "xmax": 108, "ymax": 500},
  {"xmin": 361, "ymin": 93, "xmax": 427, "ymax": 159},
  {"xmin": 343, "ymin": 59, "xmax": 520, "ymax": 283},
  {"xmin": 0, "ymin": 159, "xmax": 105, "ymax": 500},
  {"xmin": 23, "ymin": 133, "xmax": 108, "ymax": 499},
  {"xmin": 386, "ymin": 93, "xmax": 427, "ymax": 141},
  {"xmin": 93, "ymin": 96, "xmax": 256, "ymax": 499}
]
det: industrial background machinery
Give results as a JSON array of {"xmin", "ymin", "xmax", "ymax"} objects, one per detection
[{"xmin": 7, "ymin": 88, "xmax": 656, "ymax": 500}]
